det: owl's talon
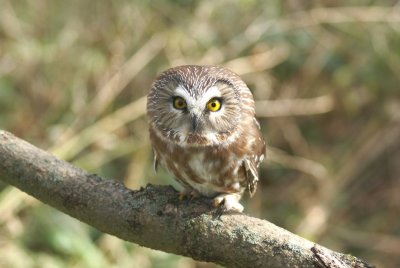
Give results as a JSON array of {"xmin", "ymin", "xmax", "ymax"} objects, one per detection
[
  {"xmin": 213, "ymin": 193, "xmax": 244, "ymax": 213},
  {"xmin": 179, "ymin": 190, "xmax": 188, "ymax": 200},
  {"xmin": 214, "ymin": 203, "xmax": 227, "ymax": 220},
  {"xmin": 189, "ymin": 190, "xmax": 200, "ymax": 200},
  {"xmin": 179, "ymin": 189, "xmax": 199, "ymax": 201}
]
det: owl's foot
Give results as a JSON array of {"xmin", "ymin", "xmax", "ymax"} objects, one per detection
[
  {"xmin": 213, "ymin": 193, "xmax": 244, "ymax": 213},
  {"xmin": 179, "ymin": 189, "xmax": 199, "ymax": 201}
]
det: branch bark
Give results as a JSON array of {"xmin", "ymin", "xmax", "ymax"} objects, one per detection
[{"xmin": 0, "ymin": 130, "xmax": 374, "ymax": 268}]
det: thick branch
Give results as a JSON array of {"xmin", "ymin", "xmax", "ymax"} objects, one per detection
[{"xmin": 0, "ymin": 130, "xmax": 374, "ymax": 268}]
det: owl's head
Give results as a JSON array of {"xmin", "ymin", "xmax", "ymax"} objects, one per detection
[{"xmin": 147, "ymin": 65, "xmax": 255, "ymax": 146}]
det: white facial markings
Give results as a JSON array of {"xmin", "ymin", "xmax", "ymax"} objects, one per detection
[
  {"xmin": 168, "ymin": 84, "xmax": 238, "ymax": 146},
  {"xmin": 173, "ymin": 85, "xmax": 222, "ymax": 112}
]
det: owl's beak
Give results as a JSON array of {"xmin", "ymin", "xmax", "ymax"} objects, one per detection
[{"xmin": 190, "ymin": 114, "xmax": 200, "ymax": 132}]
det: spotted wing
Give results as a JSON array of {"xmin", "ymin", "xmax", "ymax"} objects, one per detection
[{"xmin": 243, "ymin": 157, "xmax": 259, "ymax": 196}]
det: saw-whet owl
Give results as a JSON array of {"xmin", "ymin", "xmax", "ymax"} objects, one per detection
[{"xmin": 147, "ymin": 65, "xmax": 266, "ymax": 212}]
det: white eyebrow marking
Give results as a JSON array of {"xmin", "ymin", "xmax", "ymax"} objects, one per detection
[
  {"xmin": 174, "ymin": 85, "xmax": 192, "ymax": 100},
  {"xmin": 198, "ymin": 86, "xmax": 221, "ymax": 107},
  {"xmin": 203, "ymin": 85, "xmax": 221, "ymax": 99}
]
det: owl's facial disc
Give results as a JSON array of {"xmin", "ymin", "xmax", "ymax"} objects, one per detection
[{"xmin": 173, "ymin": 85, "xmax": 223, "ymax": 133}]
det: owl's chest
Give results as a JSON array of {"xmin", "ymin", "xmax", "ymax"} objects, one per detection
[
  {"xmin": 165, "ymin": 144, "xmax": 246, "ymax": 194},
  {"xmin": 150, "ymin": 127, "xmax": 248, "ymax": 195},
  {"xmin": 185, "ymin": 150, "xmax": 224, "ymax": 181}
]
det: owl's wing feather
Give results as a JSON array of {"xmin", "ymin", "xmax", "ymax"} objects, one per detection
[{"xmin": 244, "ymin": 157, "xmax": 259, "ymax": 196}]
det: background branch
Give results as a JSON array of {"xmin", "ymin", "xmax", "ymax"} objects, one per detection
[{"xmin": 0, "ymin": 130, "xmax": 374, "ymax": 268}]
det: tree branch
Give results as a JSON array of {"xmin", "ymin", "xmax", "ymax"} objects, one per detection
[{"xmin": 0, "ymin": 130, "xmax": 374, "ymax": 268}]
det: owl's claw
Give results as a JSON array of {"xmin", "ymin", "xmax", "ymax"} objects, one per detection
[
  {"xmin": 179, "ymin": 191, "xmax": 187, "ymax": 201},
  {"xmin": 179, "ymin": 189, "xmax": 199, "ymax": 201},
  {"xmin": 213, "ymin": 193, "xmax": 244, "ymax": 213}
]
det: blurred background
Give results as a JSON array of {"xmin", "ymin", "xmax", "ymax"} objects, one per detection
[{"xmin": 1, "ymin": 0, "xmax": 399, "ymax": 267}]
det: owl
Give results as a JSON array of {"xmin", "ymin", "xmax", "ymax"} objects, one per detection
[{"xmin": 147, "ymin": 65, "xmax": 266, "ymax": 212}]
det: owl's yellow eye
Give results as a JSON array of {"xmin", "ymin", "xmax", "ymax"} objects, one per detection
[
  {"xmin": 173, "ymin": 97, "xmax": 187, "ymax": 110},
  {"xmin": 207, "ymin": 98, "xmax": 222, "ymax": 112}
]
